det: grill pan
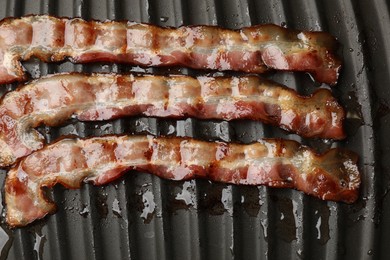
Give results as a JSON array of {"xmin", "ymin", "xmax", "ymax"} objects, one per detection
[{"xmin": 0, "ymin": 0, "xmax": 388, "ymax": 259}]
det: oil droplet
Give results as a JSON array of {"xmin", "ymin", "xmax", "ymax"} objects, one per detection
[
  {"xmin": 175, "ymin": 180, "xmax": 197, "ymax": 208},
  {"xmin": 229, "ymin": 232, "xmax": 234, "ymax": 256},
  {"xmin": 135, "ymin": 119, "xmax": 153, "ymax": 133},
  {"xmin": 221, "ymin": 186, "xmax": 233, "ymax": 216},
  {"xmin": 296, "ymin": 249, "xmax": 303, "ymax": 258},
  {"xmin": 275, "ymin": 198, "xmax": 297, "ymax": 242},
  {"xmin": 315, "ymin": 216, "xmax": 322, "ymax": 239},
  {"xmin": 349, "ymin": 48, "xmax": 354, "ymax": 52},
  {"xmin": 104, "ymin": 64, "xmax": 113, "ymax": 71},
  {"xmin": 313, "ymin": 205, "xmax": 330, "ymax": 244},
  {"xmin": 259, "ymin": 188, "xmax": 265, "ymax": 206},
  {"xmin": 215, "ymin": 122, "xmax": 231, "ymax": 142},
  {"xmin": 160, "ymin": 16, "xmax": 169, "ymax": 22},
  {"xmin": 260, "ymin": 217, "xmax": 268, "ymax": 240},
  {"xmin": 367, "ymin": 249, "xmax": 373, "ymax": 255},
  {"xmin": 112, "ymin": 198, "xmax": 122, "ymax": 218},
  {"xmin": 130, "ymin": 66, "xmax": 147, "ymax": 73},
  {"xmin": 33, "ymin": 232, "xmax": 46, "ymax": 260},
  {"xmin": 140, "ymin": 191, "xmax": 156, "ymax": 222},
  {"xmin": 280, "ymin": 21, "xmax": 287, "ymax": 28},
  {"xmin": 100, "ymin": 123, "xmax": 112, "ymax": 132},
  {"xmin": 79, "ymin": 204, "xmax": 89, "ymax": 217},
  {"xmin": 167, "ymin": 125, "xmax": 176, "ymax": 135}
]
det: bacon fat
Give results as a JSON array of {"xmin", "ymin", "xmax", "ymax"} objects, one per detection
[
  {"xmin": 5, "ymin": 135, "xmax": 360, "ymax": 227},
  {"xmin": 0, "ymin": 73, "xmax": 345, "ymax": 167},
  {"xmin": 0, "ymin": 15, "xmax": 341, "ymax": 85}
]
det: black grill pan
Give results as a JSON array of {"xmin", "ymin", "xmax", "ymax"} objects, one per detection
[{"xmin": 0, "ymin": 0, "xmax": 388, "ymax": 259}]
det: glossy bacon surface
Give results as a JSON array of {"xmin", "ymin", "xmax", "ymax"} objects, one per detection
[
  {"xmin": 5, "ymin": 135, "xmax": 360, "ymax": 227},
  {"xmin": 0, "ymin": 15, "xmax": 341, "ymax": 85},
  {"xmin": 0, "ymin": 73, "xmax": 345, "ymax": 167}
]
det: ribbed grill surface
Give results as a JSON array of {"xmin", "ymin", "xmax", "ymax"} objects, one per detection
[{"xmin": 0, "ymin": 0, "xmax": 388, "ymax": 259}]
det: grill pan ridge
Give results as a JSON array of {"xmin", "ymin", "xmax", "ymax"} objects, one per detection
[{"xmin": 0, "ymin": 0, "xmax": 388, "ymax": 259}]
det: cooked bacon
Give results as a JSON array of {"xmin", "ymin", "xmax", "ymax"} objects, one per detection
[
  {"xmin": 0, "ymin": 15, "xmax": 341, "ymax": 85},
  {"xmin": 0, "ymin": 73, "xmax": 345, "ymax": 167},
  {"xmin": 5, "ymin": 135, "xmax": 360, "ymax": 227}
]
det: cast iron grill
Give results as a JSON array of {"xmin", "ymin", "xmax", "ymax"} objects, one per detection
[{"xmin": 0, "ymin": 0, "xmax": 388, "ymax": 259}]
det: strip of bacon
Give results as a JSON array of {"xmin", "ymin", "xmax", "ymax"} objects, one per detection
[
  {"xmin": 5, "ymin": 135, "xmax": 360, "ymax": 227},
  {"xmin": 0, "ymin": 73, "xmax": 345, "ymax": 167},
  {"xmin": 0, "ymin": 15, "xmax": 341, "ymax": 85}
]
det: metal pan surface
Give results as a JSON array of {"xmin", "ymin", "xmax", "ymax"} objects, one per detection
[{"xmin": 0, "ymin": 0, "xmax": 388, "ymax": 259}]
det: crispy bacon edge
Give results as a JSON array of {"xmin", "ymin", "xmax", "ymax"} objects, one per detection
[
  {"xmin": 0, "ymin": 15, "xmax": 341, "ymax": 85},
  {"xmin": 0, "ymin": 73, "xmax": 346, "ymax": 167},
  {"xmin": 5, "ymin": 135, "xmax": 360, "ymax": 227}
]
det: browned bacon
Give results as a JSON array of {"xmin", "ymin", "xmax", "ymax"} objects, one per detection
[
  {"xmin": 0, "ymin": 15, "xmax": 341, "ymax": 85},
  {"xmin": 5, "ymin": 135, "xmax": 360, "ymax": 227},
  {"xmin": 0, "ymin": 73, "xmax": 345, "ymax": 167}
]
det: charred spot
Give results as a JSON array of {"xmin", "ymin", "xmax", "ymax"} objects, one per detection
[
  {"xmin": 143, "ymin": 147, "xmax": 153, "ymax": 161},
  {"xmin": 277, "ymin": 164, "xmax": 296, "ymax": 183},
  {"xmin": 264, "ymin": 103, "xmax": 281, "ymax": 121},
  {"xmin": 208, "ymin": 162, "xmax": 227, "ymax": 182},
  {"xmin": 194, "ymin": 102, "xmax": 205, "ymax": 114}
]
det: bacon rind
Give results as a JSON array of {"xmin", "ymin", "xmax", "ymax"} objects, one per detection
[
  {"xmin": 0, "ymin": 15, "xmax": 341, "ymax": 85},
  {"xmin": 0, "ymin": 73, "xmax": 345, "ymax": 167},
  {"xmin": 5, "ymin": 135, "xmax": 360, "ymax": 227}
]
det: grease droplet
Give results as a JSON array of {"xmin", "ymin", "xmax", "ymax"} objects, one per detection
[
  {"xmin": 221, "ymin": 186, "xmax": 233, "ymax": 216},
  {"xmin": 167, "ymin": 125, "xmax": 176, "ymax": 135},
  {"xmin": 160, "ymin": 16, "xmax": 169, "ymax": 22},
  {"xmin": 79, "ymin": 204, "xmax": 89, "ymax": 217},
  {"xmin": 140, "ymin": 191, "xmax": 156, "ymax": 222},
  {"xmin": 175, "ymin": 180, "xmax": 197, "ymax": 207},
  {"xmin": 315, "ymin": 216, "xmax": 322, "ymax": 239},
  {"xmin": 112, "ymin": 198, "xmax": 122, "ymax": 218},
  {"xmin": 33, "ymin": 232, "xmax": 46, "ymax": 260}
]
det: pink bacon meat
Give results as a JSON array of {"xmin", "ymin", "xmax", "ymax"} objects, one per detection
[
  {"xmin": 0, "ymin": 73, "xmax": 345, "ymax": 167},
  {"xmin": 5, "ymin": 135, "xmax": 360, "ymax": 227},
  {"xmin": 0, "ymin": 15, "xmax": 341, "ymax": 85}
]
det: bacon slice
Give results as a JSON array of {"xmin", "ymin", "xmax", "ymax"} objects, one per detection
[
  {"xmin": 0, "ymin": 73, "xmax": 345, "ymax": 167},
  {"xmin": 0, "ymin": 15, "xmax": 341, "ymax": 85},
  {"xmin": 5, "ymin": 135, "xmax": 360, "ymax": 227}
]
